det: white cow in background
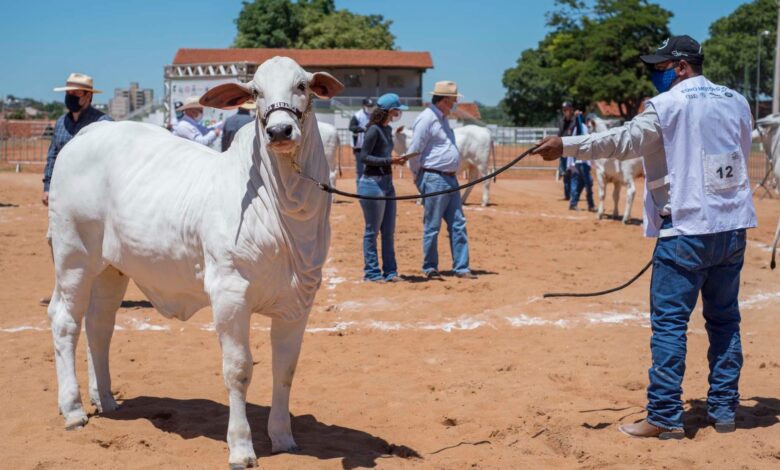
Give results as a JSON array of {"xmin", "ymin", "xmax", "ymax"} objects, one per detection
[
  {"xmin": 393, "ymin": 124, "xmax": 496, "ymax": 206},
  {"xmin": 752, "ymin": 114, "xmax": 780, "ymax": 269},
  {"xmin": 317, "ymin": 121, "xmax": 340, "ymax": 189},
  {"xmin": 588, "ymin": 115, "xmax": 644, "ymax": 223},
  {"xmin": 46, "ymin": 57, "xmax": 343, "ymax": 468}
]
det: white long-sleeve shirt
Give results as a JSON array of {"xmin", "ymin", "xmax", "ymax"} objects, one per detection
[
  {"xmin": 562, "ymin": 106, "xmax": 671, "ymax": 216},
  {"xmin": 173, "ymin": 115, "xmax": 219, "ymax": 147}
]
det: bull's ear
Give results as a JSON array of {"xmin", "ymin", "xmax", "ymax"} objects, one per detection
[
  {"xmin": 308, "ymin": 72, "xmax": 344, "ymax": 99},
  {"xmin": 200, "ymin": 82, "xmax": 253, "ymax": 109},
  {"xmin": 395, "ymin": 125, "xmax": 405, "ymax": 134}
]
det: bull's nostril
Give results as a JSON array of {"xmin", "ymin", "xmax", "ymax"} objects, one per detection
[{"xmin": 267, "ymin": 124, "xmax": 294, "ymax": 142}]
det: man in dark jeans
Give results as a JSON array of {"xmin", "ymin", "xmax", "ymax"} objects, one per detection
[
  {"xmin": 349, "ymin": 98, "xmax": 375, "ymax": 181},
  {"xmin": 568, "ymin": 112, "xmax": 595, "ymax": 211},
  {"xmin": 41, "ymin": 72, "xmax": 112, "ymax": 305},
  {"xmin": 557, "ymin": 101, "xmax": 576, "ymax": 200}
]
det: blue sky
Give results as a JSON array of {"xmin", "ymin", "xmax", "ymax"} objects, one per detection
[{"xmin": 0, "ymin": 0, "xmax": 754, "ymax": 106}]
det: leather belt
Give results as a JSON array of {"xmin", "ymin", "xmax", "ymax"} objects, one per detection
[{"xmin": 422, "ymin": 168, "xmax": 456, "ymax": 177}]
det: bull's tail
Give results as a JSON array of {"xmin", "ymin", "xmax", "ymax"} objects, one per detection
[
  {"xmin": 335, "ymin": 133, "xmax": 342, "ymax": 177},
  {"xmin": 771, "ymin": 217, "xmax": 779, "ymax": 270},
  {"xmin": 490, "ymin": 139, "xmax": 497, "ymax": 183}
]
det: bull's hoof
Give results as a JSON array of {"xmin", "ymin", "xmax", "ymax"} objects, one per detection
[
  {"xmin": 271, "ymin": 436, "xmax": 300, "ymax": 454},
  {"xmin": 228, "ymin": 453, "xmax": 257, "ymax": 469},
  {"xmin": 92, "ymin": 395, "xmax": 120, "ymax": 413},
  {"xmin": 272, "ymin": 445, "xmax": 300, "ymax": 455},
  {"xmin": 64, "ymin": 410, "xmax": 88, "ymax": 430},
  {"xmin": 621, "ymin": 218, "xmax": 630, "ymax": 225}
]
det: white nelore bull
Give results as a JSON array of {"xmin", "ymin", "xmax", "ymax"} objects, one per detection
[
  {"xmin": 589, "ymin": 116, "xmax": 644, "ymax": 223},
  {"xmin": 393, "ymin": 124, "xmax": 496, "ymax": 206},
  {"xmin": 317, "ymin": 121, "xmax": 340, "ymax": 189},
  {"xmin": 752, "ymin": 113, "xmax": 780, "ymax": 268},
  {"xmin": 46, "ymin": 57, "xmax": 343, "ymax": 468}
]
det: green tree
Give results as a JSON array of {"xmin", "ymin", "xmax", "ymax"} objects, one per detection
[
  {"xmin": 233, "ymin": 0, "xmax": 395, "ymax": 50},
  {"xmin": 502, "ymin": 44, "xmax": 569, "ymax": 126},
  {"xmin": 233, "ymin": 0, "xmax": 303, "ymax": 48},
  {"xmin": 703, "ymin": 0, "xmax": 778, "ymax": 109},
  {"xmin": 297, "ymin": 11, "xmax": 395, "ymax": 49},
  {"xmin": 502, "ymin": 0, "xmax": 671, "ymax": 125}
]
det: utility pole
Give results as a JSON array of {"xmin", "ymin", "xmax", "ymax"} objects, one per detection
[{"xmin": 773, "ymin": 1, "xmax": 780, "ymax": 113}]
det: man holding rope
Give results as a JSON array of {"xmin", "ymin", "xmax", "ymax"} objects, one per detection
[{"xmin": 533, "ymin": 35, "xmax": 756, "ymax": 439}]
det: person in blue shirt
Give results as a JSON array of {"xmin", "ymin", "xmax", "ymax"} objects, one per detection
[
  {"xmin": 406, "ymin": 81, "xmax": 476, "ymax": 280},
  {"xmin": 221, "ymin": 101, "xmax": 255, "ymax": 151},
  {"xmin": 357, "ymin": 93, "xmax": 408, "ymax": 282},
  {"xmin": 43, "ymin": 73, "xmax": 112, "ymax": 206}
]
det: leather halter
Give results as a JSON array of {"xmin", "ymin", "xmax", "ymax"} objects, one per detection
[{"xmin": 260, "ymin": 102, "xmax": 305, "ymax": 127}]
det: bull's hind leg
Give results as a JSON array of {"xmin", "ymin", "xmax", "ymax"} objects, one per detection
[
  {"xmin": 86, "ymin": 266, "xmax": 129, "ymax": 413},
  {"xmin": 48, "ymin": 267, "xmax": 96, "ymax": 430},
  {"xmin": 461, "ymin": 165, "xmax": 476, "ymax": 206},
  {"xmin": 269, "ymin": 315, "xmax": 307, "ymax": 454}
]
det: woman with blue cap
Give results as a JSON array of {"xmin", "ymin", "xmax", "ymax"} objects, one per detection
[{"xmin": 358, "ymin": 93, "xmax": 409, "ymax": 282}]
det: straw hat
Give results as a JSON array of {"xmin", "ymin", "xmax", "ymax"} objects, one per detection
[
  {"xmin": 176, "ymin": 96, "xmax": 205, "ymax": 112},
  {"xmin": 429, "ymin": 80, "xmax": 462, "ymax": 98},
  {"xmin": 53, "ymin": 72, "xmax": 102, "ymax": 94}
]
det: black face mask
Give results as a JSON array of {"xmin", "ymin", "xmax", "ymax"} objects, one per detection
[{"xmin": 65, "ymin": 94, "xmax": 83, "ymax": 113}]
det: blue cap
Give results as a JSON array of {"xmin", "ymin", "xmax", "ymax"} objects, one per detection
[{"xmin": 377, "ymin": 93, "xmax": 409, "ymax": 111}]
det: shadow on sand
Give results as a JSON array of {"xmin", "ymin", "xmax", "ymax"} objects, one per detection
[
  {"xmin": 683, "ymin": 396, "xmax": 780, "ymax": 438},
  {"xmin": 104, "ymin": 396, "xmax": 420, "ymax": 468},
  {"xmin": 120, "ymin": 300, "xmax": 154, "ymax": 309}
]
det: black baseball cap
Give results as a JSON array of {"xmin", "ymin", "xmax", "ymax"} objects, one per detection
[
  {"xmin": 362, "ymin": 98, "xmax": 375, "ymax": 106},
  {"xmin": 561, "ymin": 101, "xmax": 573, "ymax": 109},
  {"xmin": 641, "ymin": 35, "xmax": 704, "ymax": 65}
]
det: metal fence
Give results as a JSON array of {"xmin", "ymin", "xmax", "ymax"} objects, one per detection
[
  {"xmin": 1, "ymin": 120, "xmax": 772, "ymax": 186},
  {"xmin": 0, "ymin": 120, "xmax": 54, "ymax": 164}
]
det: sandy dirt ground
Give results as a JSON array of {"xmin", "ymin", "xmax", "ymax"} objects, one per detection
[{"xmin": 0, "ymin": 169, "xmax": 778, "ymax": 469}]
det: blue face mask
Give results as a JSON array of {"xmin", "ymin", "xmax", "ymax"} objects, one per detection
[{"xmin": 650, "ymin": 68, "xmax": 677, "ymax": 93}]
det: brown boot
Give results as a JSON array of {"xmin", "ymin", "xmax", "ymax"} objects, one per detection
[{"xmin": 618, "ymin": 419, "xmax": 684, "ymax": 440}]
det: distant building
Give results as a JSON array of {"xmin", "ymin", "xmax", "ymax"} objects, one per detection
[
  {"xmin": 109, "ymin": 82, "xmax": 154, "ymax": 120},
  {"xmin": 164, "ymin": 48, "xmax": 434, "ymax": 127}
]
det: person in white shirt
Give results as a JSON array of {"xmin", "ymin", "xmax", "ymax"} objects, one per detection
[
  {"xmin": 173, "ymin": 96, "xmax": 221, "ymax": 146},
  {"xmin": 533, "ymin": 35, "xmax": 756, "ymax": 440}
]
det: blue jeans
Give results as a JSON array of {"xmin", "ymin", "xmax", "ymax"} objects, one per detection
[
  {"xmin": 559, "ymin": 157, "xmax": 571, "ymax": 199},
  {"xmin": 354, "ymin": 149, "xmax": 365, "ymax": 182},
  {"xmin": 358, "ymin": 175, "xmax": 397, "ymax": 281},
  {"xmin": 417, "ymin": 171, "xmax": 470, "ymax": 274},
  {"xmin": 570, "ymin": 163, "xmax": 594, "ymax": 209},
  {"xmin": 647, "ymin": 218, "xmax": 746, "ymax": 429}
]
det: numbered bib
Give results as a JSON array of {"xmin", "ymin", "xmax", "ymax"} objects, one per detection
[{"xmin": 703, "ymin": 150, "xmax": 747, "ymax": 194}]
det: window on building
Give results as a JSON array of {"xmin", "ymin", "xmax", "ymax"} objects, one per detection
[
  {"xmin": 344, "ymin": 73, "xmax": 363, "ymax": 88},
  {"xmin": 386, "ymin": 75, "xmax": 405, "ymax": 88}
]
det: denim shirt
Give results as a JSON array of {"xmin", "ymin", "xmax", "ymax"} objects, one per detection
[
  {"xmin": 43, "ymin": 107, "xmax": 112, "ymax": 191},
  {"xmin": 407, "ymin": 105, "xmax": 460, "ymax": 175}
]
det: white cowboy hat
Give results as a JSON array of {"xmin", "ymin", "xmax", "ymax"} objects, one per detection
[
  {"xmin": 176, "ymin": 96, "xmax": 205, "ymax": 112},
  {"xmin": 53, "ymin": 72, "xmax": 102, "ymax": 94},
  {"xmin": 429, "ymin": 80, "xmax": 463, "ymax": 98}
]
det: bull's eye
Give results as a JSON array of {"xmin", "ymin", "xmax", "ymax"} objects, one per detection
[{"xmin": 297, "ymin": 82, "xmax": 306, "ymax": 92}]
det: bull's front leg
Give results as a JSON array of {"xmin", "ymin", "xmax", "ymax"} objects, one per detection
[
  {"xmin": 622, "ymin": 177, "xmax": 636, "ymax": 224},
  {"xmin": 213, "ymin": 301, "xmax": 256, "ymax": 469},
  {"xmin": 269, "ymin": 314, "xmax": 308, "ymax": 453},
  {"xmin": 596, "ymin": 169, "xmax": 606, "ymax": 220}
]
